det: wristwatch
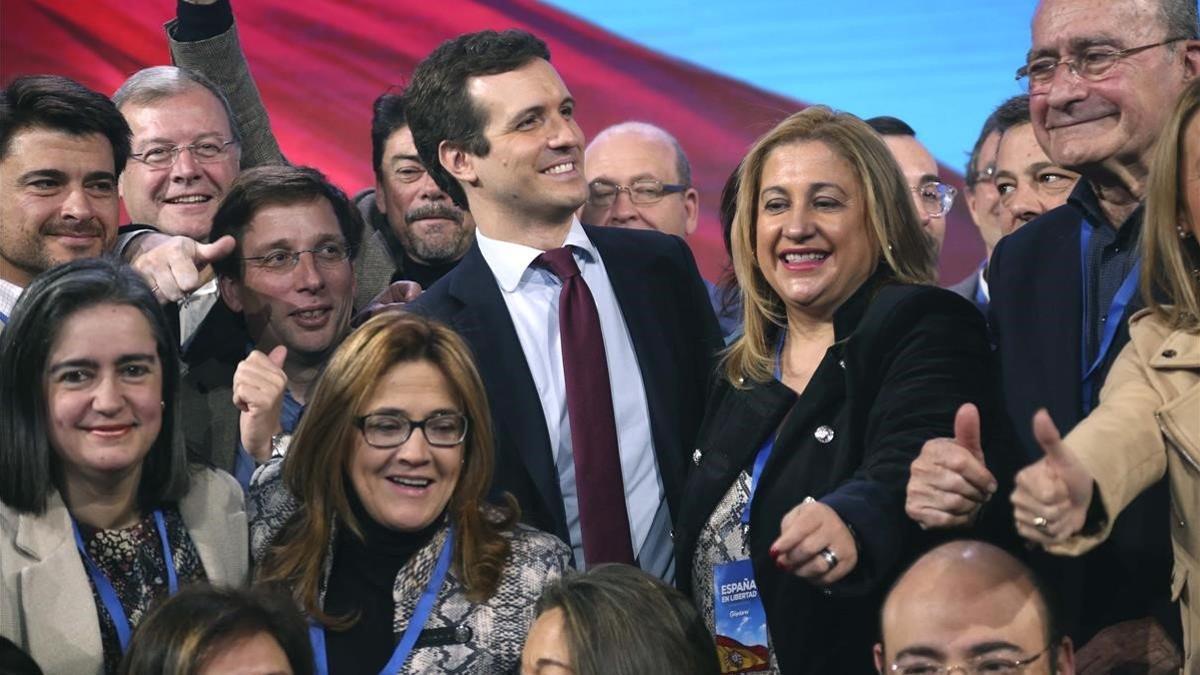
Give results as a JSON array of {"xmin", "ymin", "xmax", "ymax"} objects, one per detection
[{"xmin": 270, "ymin": 432, "xmax": 292, "ymax": 459}]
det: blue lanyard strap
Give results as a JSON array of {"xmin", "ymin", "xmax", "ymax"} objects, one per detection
[
  {"xmin": 72, "ymin": 509, "xmax": 178, "ymax": 653},
  {"xmin": 0, "ymin": 310, "xmax": 8, "ymax": 324},
  {"xmin": 741, "ymin": 338, "xmax": 787, "ymax": 531},
  {"xmin": 1078, "ymin": 221, "xmax": 1141, "ymax": 414},
  {"xmin": 311, "ymin": 526, "xmax": 456, "ymax": 675}
]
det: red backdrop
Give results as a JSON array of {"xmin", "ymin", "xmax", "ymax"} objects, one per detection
[{"xmin": 1, "ymin": 0, "xmax": 983, "ymax": 282}]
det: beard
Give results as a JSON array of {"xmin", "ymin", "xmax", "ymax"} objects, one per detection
[{"xmin": 400, "ymin": 204, "xmax": 472, "ymax": 264}]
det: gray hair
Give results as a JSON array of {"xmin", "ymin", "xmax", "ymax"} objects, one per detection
[
  {"xmin": 112, "ymin": 66, "xmax": 241, "ymax": 142},
  {"xmin": 1159, "ymin": 0, "xmax": 1199, "ymax": 39},
  {"xmin": 588, "ymin": 121, "xmax": 692, "ymax": 186}
]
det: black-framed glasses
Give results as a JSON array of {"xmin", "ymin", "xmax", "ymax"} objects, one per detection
[
  {"xmin": 912, "ymin": 181, "xmax": 957, "ymax": 217},
  {"xmin": 354, "ymin": 412, "xmax": 468, "ymax": 448},
  {"xmin": 587, "ymin": 179, "xmax": 689, "ymax": 207},
  {"xmin": 888, "ymin": 642, "xmax": 1055, "ymax": 675},
  {"xmin": 1015, "ymin": 38, "xmax": 1187, "ymax": 93},
  {"xmin": 129, "ymin": 139, "xmax": 238, "ymax": 169},
  {"xmin": 240, "ymin": 243, "xmax": 353, "ymax": 272}
]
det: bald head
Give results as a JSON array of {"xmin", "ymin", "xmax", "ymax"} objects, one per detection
[
  {"xmin": 580, "ymin": 121, "xmax": 698, "ymax": 236},
  {"xmin": 875, "ymin": 541, "xmax": 1072, "ymax": 674}
]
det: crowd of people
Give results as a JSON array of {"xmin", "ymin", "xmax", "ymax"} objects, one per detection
[{"xmin": 1, "ymin": 0, "xmax": 1198, "ymax": 673}]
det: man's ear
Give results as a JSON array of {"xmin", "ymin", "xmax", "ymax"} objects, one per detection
[
  {"xmin": 1183, "ymin": 39, "xmax": 1200, "ymax": 80},
  {"xmin": 872, "ymin": 643, "xmax": 886, "ymax": 674},
  {"xmin": 218, "ymin": 274, "xmax": 243, "ymax": 313},
  {"xmin": 683, "ymin": 187, "xmax": 700, "ymax": 236},
  {"xmin": 440, "ymin": 140, "xmax": 477, "ymax": 185}
]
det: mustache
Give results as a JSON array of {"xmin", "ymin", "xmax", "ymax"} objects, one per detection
[
  {"xmin": 405, "ymin": 204, "xmax": 464, "ymax": 225},
  {"xmin": 42, "ymin": 220, "xmax": 105, "ymax": 238}
]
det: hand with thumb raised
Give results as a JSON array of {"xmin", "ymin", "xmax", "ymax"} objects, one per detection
[{"xmin": 1012, "ymin": 409, "xmax": 1096, "ymax": 544}]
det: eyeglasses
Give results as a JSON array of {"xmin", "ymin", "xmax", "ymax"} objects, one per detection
[
  {"xmin": 587, "ymin": 179, "xmax": 689, "ymax": 207},
  {"xmin": 240, "ymin": 243, "xmax": 352, "ymax": 272},
  {"xmin": 889, "ymin": 643, "xmax": 1054, "ymax": 675},
  {"xmin": 1015, "ymin": 38, "xmax": 1187, "ymax": 93},
  {"xmin": 354, "ymin": 412, "xmax": 468, "ymax": 448},
  {"xmin": 912, "ymin": 181, "xmax": 957, "ymax": 217},
  {"xmin": 129, "ymin": 139, "xmax": 238, "ymax": 169}
]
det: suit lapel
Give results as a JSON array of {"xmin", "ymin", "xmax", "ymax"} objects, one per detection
[
  {"xmin": 589, "ymin": 229, "xmax": 685, "ymax": 510},
  {"xmin": 1039, "ymin": 218, "xmax": 1084, "ymax": 436},
  {"xmin": 16, "ymin": 496, "xmax": 104, "ymax": 673},
  {"xmin": 179, "ymin": 471, "xmax": 248, "ymax": 586},
  {"xmin": 446, "ymin": 246, "xmax": 566, "ymax": 533}
]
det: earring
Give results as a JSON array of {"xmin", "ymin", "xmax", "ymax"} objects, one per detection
[
  {"xmin": 1178, "ymin": 223, "xmax": 1191, "ymax": 240},
  {"xmin": 160, "ymin": 401, "xmax": 166, "ymax": 409}
]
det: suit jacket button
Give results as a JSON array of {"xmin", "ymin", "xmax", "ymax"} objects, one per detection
[
  {"xmin": 693, "ymin": 448, "xmax": 703, "ymax": 465},
  {"xmin": 1162, "ymin": 349, "xmax": 1177, "ymax": 358},
  {"xmin": 814, "ymin": 425, "xmax": 835, "ymax": 444}
]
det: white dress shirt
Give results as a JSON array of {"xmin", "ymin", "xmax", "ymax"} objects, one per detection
[
  {"xmin": 475, "ymin": 219, "xmax": 665, "ymax": 572},
  {"xmin": 0, "ymin": 278, "xmax": 23, "ymax": 324}
]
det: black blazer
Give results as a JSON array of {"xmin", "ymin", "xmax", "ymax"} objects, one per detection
[
  {"xmin": 676, "ymin": 280, "xmax": 1004, "ymax": 675},
  {"xmin": 408, "ymin": 225, "xmax": 722, "ymax": 549},
  {"xmin": 988, "ymin": 203, "xmax": 1178, "ymax": 644}
]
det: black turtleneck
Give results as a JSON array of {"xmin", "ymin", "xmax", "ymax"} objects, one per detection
[
  {"xmin": 323, "ymin": 492, "xmax": 441, "ymax": 673},
  {"xmin": 392, "ymin": 254, "xmax": 459, "ymax": 290}
]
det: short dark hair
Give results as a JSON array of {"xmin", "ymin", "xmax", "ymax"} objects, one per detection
[
  {"xmin": 1160, "ymin": 0, "xmax": 1200, "ymax": 40},
  {"xmin": 0, "ymin": 257, "xmax": 189, "ymax": 514},
  {"xmin": 534, "ymin": 564, "xmax": 720, "ymax": 675},
  {"xmin": 0, "ymin": 74, "xmax": 132, "ymax": 175},
  {"xmin": 118, "ymin": 584, "xmax": 313, "ymax": 675},
  {"xmin": 405, "ymin": 29, "xmax": 551, "ymax": 209},
  {"xmin": 371, "ymin": 91, "xmax": 408, "ymax": 182},
  {"xmin": 964, "ymin": 95, "xmax": 1030, "ymax": 188},
  {"xmin": 865, "ymin": 115, "xmax": 916, "ymax": 137},
  {"xmin": 210, "ymin": 164, "xmax": 364, "ymax": 280}
]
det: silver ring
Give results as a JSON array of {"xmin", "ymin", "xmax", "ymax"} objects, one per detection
[
  {"xmin": 820, "ymin": 547, "xmax": 839, "ymax": 571},
  {"xmin": 1033, "ymin": 516, "xmax": 1050, "ymax": 534}
]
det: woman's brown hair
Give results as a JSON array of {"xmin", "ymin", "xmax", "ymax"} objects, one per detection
[{"xmin": 257, "ymin": 313, "xmax": 517, "ymax": 623}]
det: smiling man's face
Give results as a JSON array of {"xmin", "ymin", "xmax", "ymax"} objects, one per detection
[
  {"xmin": 1029, "ymin": 0, "xmax": 1196, "ymax": 173},
  {"xmin": 119, "ymin": 86, "xmax": 240, "ymax": 240}
]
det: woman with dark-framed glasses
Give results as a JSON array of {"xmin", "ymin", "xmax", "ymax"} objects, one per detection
[{"xmin": 251, "ymin": 313, "xmax": 571, "ymax": 674}]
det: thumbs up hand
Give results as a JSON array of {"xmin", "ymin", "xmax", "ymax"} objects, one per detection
[
  {"xmin": 906, "ymin": 403, "xmax": 999, "ymax": 529},
  {"xmin": 1012, "ymin": 409, "xmax": 1096, "ymax": 544},
  {"xmin": 232, "ymin": 345, "xmax": 289, "ymax": 463}
]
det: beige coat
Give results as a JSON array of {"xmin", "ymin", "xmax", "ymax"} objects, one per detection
[
  {"xmin": 1048, "ymin": 309, "xmax": 1199, "ymax": 671},
  {"xmin": 0, "ymin": 468, "xmax": 248, "ymax": 674}
]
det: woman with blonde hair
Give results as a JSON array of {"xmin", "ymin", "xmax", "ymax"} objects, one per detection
[
  {"xmin": 674, "ymin": 106, "xmax": 1007, "ymax": 673},
  {"xmin": 1013, "ymin": 78, "xmax": 1200, "ymax": 671},
  {"xmin": 251, "ymin": 313, "xmax": 570, "ymax": 673}
]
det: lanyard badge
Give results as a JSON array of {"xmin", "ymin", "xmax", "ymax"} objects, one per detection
[
  {"xmin": 72, "ymin": 509, "xmax": 179, "ymax": 653},
  {"xmin": 311, "ymin": 527, "xmax": 455, "ymax": 675},
  {"xmin": 713, "ymin": 559, "xmax": 772, "ymax": 673}
]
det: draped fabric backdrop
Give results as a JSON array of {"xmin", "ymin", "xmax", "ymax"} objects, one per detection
[{"xmin": 1, "ymin": 0, "xmax": 982, "ymax": 282}]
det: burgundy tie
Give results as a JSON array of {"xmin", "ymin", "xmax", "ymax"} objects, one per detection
[{"xmin": 535, "ymin": 246, "xmax": 636, "ymax": 565}]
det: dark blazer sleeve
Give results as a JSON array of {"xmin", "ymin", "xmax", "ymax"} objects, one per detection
[{"xmin": 822, "ymin": 286, "xmax": 1000, "ymax": 592}]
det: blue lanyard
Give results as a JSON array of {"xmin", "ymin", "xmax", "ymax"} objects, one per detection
[
  {"xmin": 0, "ymin": 309, "xmax": 8, "ymax": 324},
  {"xmin": 1078, "ymin": 221, "xmax": 1141, "ymax": 414},
  {"xmin": 72, "ymin": 509, "xmax": 178, "ymax": 653},
  {"xmin": 310, "ymin": 527, "xmax": 455, "ymax": 675},
  {"xmin": 741, "ymin": 339, "xmax": 786, "ymax": 533}
]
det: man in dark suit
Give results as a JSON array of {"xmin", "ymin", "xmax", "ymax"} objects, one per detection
[
  {"xmin": 403, "ymin": 30, "xmax": 721, "ymax": 581},
  {"xmin": 906, "ymin": 0, "xmax": 1199, "ymax": 667}
]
